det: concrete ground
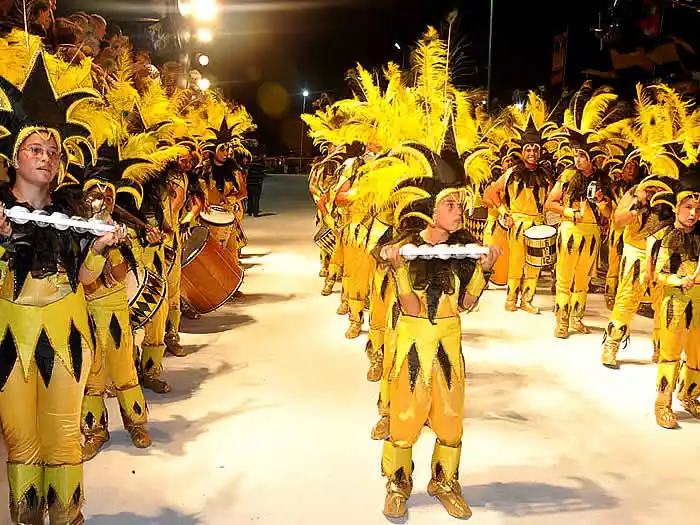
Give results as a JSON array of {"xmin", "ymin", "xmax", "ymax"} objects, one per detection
[{"xmin": 1, "ymin": 174, "xmax": 699, "ymax": 524}]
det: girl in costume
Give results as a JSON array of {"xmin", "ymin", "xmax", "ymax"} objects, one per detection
[{"xmin": 0, "ymin": 44, "xmax": 122, "ymax": 524}]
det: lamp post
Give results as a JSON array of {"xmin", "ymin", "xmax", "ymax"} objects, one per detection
[{"xmin": 300, "ymin": 89, "xmax": 309, "ymax": 172}]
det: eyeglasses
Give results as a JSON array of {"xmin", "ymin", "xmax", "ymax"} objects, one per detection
[{"xmin": 21, "ymin": 145, "xmax": 60, "ymax": 161}]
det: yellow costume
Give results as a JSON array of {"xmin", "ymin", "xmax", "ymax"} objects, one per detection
[{"xmin": 605, "ymin": 184, "xmax": 629, "ymax": 309}]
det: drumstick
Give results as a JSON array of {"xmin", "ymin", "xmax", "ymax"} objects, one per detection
[{"xmin": 113, "ymin": 204, "xmax": 152, "ymax": 230}]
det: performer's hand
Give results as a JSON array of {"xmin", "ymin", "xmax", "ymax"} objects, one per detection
[
  {"xmin": 381, "ymin": 245, "xmax": 404, "ymax": 269},
  {"xmin": 146, "ymin": 227, "xmax": 162, "ymax": 245},
  {"xmin": 93, "ymin": 232, "xmax": 120, "ymax": 255},
  {"xmin": 0, "ymin": 204, "xmax": 12, "ymax": 237},
  {"xmin": 680, "ymin": 275, "xmax": 696, "ymax": 291},
  {"xmin": 479, "ymin": 245, "xmax": 503, "ymax": 273},
  {"xmin": 594, "ymin": 189, "xmax": 605, "ymax": 203},
  {"xmin": 181, "ymin": 226, "xmax": 192, "ymax": 243}
]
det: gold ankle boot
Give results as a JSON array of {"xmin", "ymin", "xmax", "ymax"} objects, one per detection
[
  {"xmin": 321, "ymin": 279, "xmax": 334, "ymax": 296},
  {"xmin": 554, "ymin": 308, "xmax": 569, "ymax": 339},
  {"xmin": 520, "ymin": 301, "xmax": 540, "ymax": 315},
  {"xmin": 365, "ymin": 339, "xmax": 383, "ymax": 382},
  {"xmin": 571, "ymin": 317, "xmax": 591, "ymax": 334},
  {"xmin": 8, "ymin": 464, "xmax": 45, "ymax": 525},
  {"xmin": 428, "ymin": 441, "xmax": 472, "ymax": 519},
  {"xmin": 382, "ymin": 442, "xmax": 413, "ymax": 519},
  {"xmin": 45, "ymin": 465, "xmax": 84, "ymax": 525},
  {"xmin": 678, "ymin": 366, "xmax": 700, "ymax": 419},
  {"xmin": 81, "ymin": 396, "xmax": 109, "ymax": 462},
  {"xmin": 336, "ymin": 301, "xmax": 349, "ymax": 315},
  {"xmin": 371, "ymin": 415, "xmax": 390, "ymax": 440},
  {"xmin": 655, "ymin": 391, "xmax": 677, "ymax": 429},
  {"xmin": 345, "ymin": 321, "xmax": 362, "ymax": 339},
  {"xmin": 601, "ymin": 339, "xmax": 620, "ymax": 369}
]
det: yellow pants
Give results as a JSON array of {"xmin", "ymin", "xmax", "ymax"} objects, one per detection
[
  {"xmin": 0, "ymin": 293, "xmax": 92, "ymax": 521},
  {"xmin": 483, "ymin": 213, "xmax": 509, "ymax": 286},
  {"xmin": 166, "ymin": 240, "xmax": 183, "ymax": 337},
  {"xmin": 555, "ymin": 221, "xmax": 601, "ymax": 319},
  {"xmin": 605, "ymin": 244, "xmax": 648, "ymax": 343},
  {"xmin": 606, "ymin": 227, "xmax": 625, "ymax": 303},
  {"xmin": 84, "ymin": 289, "xmax": 147, "ymax": 433},
  {"xmin": 328, "ymin": 230, "xmax": 345, "ymax": 284},
  {"xmin": 389, "ymin": 316, "xmax": 464, "ymax": 449},
  {"xmin": 141, "ymin": 243, "xmax": 169, "ymax": 379},
  {"xmin": 343, "ymin": 243, "xmax": 376, "ymax": 324},
  {"xmin": 367, "ymin": 269, "xmax": 394, "ymax": 366},
  {"xmin": 507, "ymin": 217, "xmax": 541, "ymax": 302}
]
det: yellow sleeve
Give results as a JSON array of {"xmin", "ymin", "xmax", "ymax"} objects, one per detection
[{"xmin": 465, "ymin": 264, "xmax": 487, "ymax": 298}]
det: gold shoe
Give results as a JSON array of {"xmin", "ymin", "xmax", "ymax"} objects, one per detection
[
  {"xmin": 336, "ymin": 301, "xmax": 349, "ymax": 315},
  {"xmin": 82, "ymin": 430, "xmax": 110, "ymax": 462},
  {"xmin": 655, "ymin": 391, "xmax": 678, "ymax": 429},
  {"xmin": 554, "ymin": 317, "xmax": 569, "ymax": 339},
  {"xmin": 127, "ymin": 424, "xmax": 152, "ymax": 448},
  {"xmin": 345, "ymin": 321, "xmax": 362, "ymax": 339},
  {"xmin": 601, "ymin": 340, "xmax": 620, "ymax": 369},
  {"xmin": 319, "ymin": 267, "xmax": 328, "ymax": 278},
  {"xmin": 142, "ymin": 375, "xmax": 172, "ymax": 394},
  {"xmin": 681, "ymin": 399, "xmax": 700, "ymax": 419},
  {"xmin": 571, "ymin": 318, "xmax": 591, "ymax": 334},
  {"xmin": 428, "ymin": 479, "xmax": 473, "ymax": 519},
  {"xmin": 371, "ymin": 415, "xmax": 390, "ymax": 440},
  {"xmin": 367, "ymin": 361, "xmax": 382, "ymax": 382},
  {"xmin": 383, "ymin": 490, "xmax": 408, "ymax": 519},
  {"xmin": 165, "ymin": 334, "xmax": 187, "ymax": 357},
  {"xmin": 321, "ymin": 280, "xmax": 334, "ymax": 296},
  {"xmin": 520, "ymin": 301, "xmax": 540, "ymax": 315},
  {"xmin": 505, "ymin": 298, "xmax": 518, "ymax": 312}
]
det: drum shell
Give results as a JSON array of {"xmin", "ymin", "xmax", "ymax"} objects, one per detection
[
  {"xmin": 181, "ymin": 226, "xmax": 244, "ymax": 314},
  {"xmin": 200, "ymin": 206, "xmax": 236, "ymax": 247},
  {"xmin": 484, "ymin": 215, "xmax": 510, "ymax": 286},
  {"xmin": 464, "ymin": 207, "xmax": 488, "ymax": 244},
  {"xmin": 125, "ymin": 268, "xmax": 167, "ymax": 329},
  {"xmin": 524, "ymin": 226, "xmax": 557, "ymax": 268},
  {"xmin": 314, "ymin": 225, "xmax": 336, "ymax": 254}
]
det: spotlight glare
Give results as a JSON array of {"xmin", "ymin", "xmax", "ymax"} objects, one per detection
[
  {"xmin": 178, "ymin": 1, "xmax": 191, "ymax": 16},
  {"xmin": 198, "ymin": 54, "xmax": 210, "ymax": 66},
  {"xmin": 198, "ymin": 78, "xmax": 211, "ymax": 91},
  {"xmin": 193, "ymin": 0, "xmax": 218, "ymax": 22},
  {"xmin": 302, "ymin": 89, "xmax": 309, "ymax": 97},
  {"xmin": 197, "ymin": 28, "xmax": 213, "ymax": 42}
]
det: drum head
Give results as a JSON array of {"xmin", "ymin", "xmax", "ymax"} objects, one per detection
[
  {"xmin": 124, "ymin": 267, "xmax": 146, "ymax": 301},
  {"xmin": 466, "ymin": 207, "xmax": 489, "ymax": 220},
  {"xmin": 182, "ymin": 226, "xmax": 210, "ymax": 266},
  {"xmin": 525, "ymin": 225, "xmax": 556, "ymax": 240},
  {"xmin": 201, "ymin": 205, "xmax": 235, "ymax": 226}
]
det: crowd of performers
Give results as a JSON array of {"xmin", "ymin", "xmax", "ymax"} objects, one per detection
[
  {"xmin": 0, "ymin": 9, "xmax": 255, "ymax": 523},
  {"xmin": 306, "ymin": 26, "xmax": 700, "ymax": 520}
]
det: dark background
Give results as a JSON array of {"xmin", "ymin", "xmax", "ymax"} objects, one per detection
[{"xmin": 59, "ymin": 1, "xmax": 700, "ymax": 154}]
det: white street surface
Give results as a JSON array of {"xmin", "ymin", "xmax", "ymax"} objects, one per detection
[{"xmin": 1, "ymin": 174, "xmax": 698, "ymax": 524}]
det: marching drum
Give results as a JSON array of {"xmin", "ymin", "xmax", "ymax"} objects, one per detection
[
  {"xmin": 314, "ymin": 225, "xmax": 336, "ymax": 254},
  {"xmin": 200, "ymin": 205, "xmax": 236, "ymax": 247},
  {"xmin": 181, "ymin": 226, "xmax": 244, "ymax": 314},
  {"xmin": 125, "ymin": 267, "xmax": 167, "ymax": 329},
  {"xmin": 464, "ymin": 207, "xmax": 488, "ymax": 244},
  {"xmin": 524, "ymin": 225, "xmax": 558, "ymax": 268}
]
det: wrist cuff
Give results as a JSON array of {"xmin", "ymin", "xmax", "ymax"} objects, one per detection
[
  {"xmin": 395, "ymin": 266, "xmax": 412, "ymax": 295},
  {"xmin": 84, "ymin": 248, "xmax": 107, "ymax": 273}
]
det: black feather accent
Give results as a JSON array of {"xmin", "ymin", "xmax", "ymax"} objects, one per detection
[
  {"xmin": 515, "ymin": 222, "xmax": 524, "ymax": 240},
  {"xmin": 669, "ymin": 252, "xmax": 682, "ymax": 275},
  {"xmin": 109, "ymin": 314, "xmax": 122, "ymax": 350},
  {"xmin": 436, "ymin": 342, "xmax": 452, "ymax": 390},
  {"xmin": 620, "ymin": 256, "xmax": 627, "ymax": 277},
  {"xmin": 68, "ymin": 322, "xmax": 83, "ymax": 382},
  {"xmin": 84, "ymin": 411, "xmax": 95, "ymax": 428},
  {"xmin": 153, "ymin": 253, "xmax": 163, "ymax": 276},
  {"xmin": 87, "ymin": 314, "xmax": 97, "ymax": 350},
  {"xmin": 0, "ymin": 329, "xmax": 18, "ymax": 391},
  {"xmin": 380, "ymin": 273, "xmax": 390, "ymax": 300},
  {"xmin": 72, "ymin": 485, "xmax": 82, "ymax": 506},
  {"xmin": 590, "ymin": 235, "xmax": 598, "ymax": 257},
  {"xmin": 35, "ymin": 329, "xmax": 55, "ymax": 388},
  {"xmin": 578, "ymin": 237, "xmax": 586, "ymax": 256},
  {"xmin": 47, "ymin": 486, "xmax": 57, "ymax": 508},
  {"xmin": 685, "ymin": 301, "xmax": 693, "ymax": 329},
  {"xmin": 631, "ymin": 259, "xmax": 641, "ymax": 284},
  {"xmin": 407, "ymin": 343, "xmax": 420, "ymax": 392},
  {"xmin": 651, "ymin": 239, "xmax": 662, "ymax": 265},
  {"xmin": 616, "ymin": 233, "xmax": 625, "ymax": 257},
  {"xmin": 567, "ymin": 235, "xmax": 575, "ymax": 255},
  {"xmin": 666, "ymin": 298, "xmax": 674, "ymax": 329},
  {"xmin": 425, "ymin": 281, "xmax": 442, "ymax": 325},
  {"xmin": 133, "ymin": 402, "xmax": 143, "ymax": 416},
  {"xmin": 659, "ymin": 376, "xmax": 669, "ymax": 393},
  {"xmin": 391, "ymin": 301, "xmax": 401, "ymax": 330}
]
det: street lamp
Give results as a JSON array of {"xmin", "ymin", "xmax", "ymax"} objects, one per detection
[
  {"xmin": 197, "ymin": 28, "xmax": 213, "ymax": 42},
  {"xmin": 394, "ymin": 42, "xmax": 401, "ymax": 50},
  {"xmin": 198, "ymin": 54, "xmax": 210, "ymax": 66},
  {"xmin": 300, "ymin": 89, "xmax": 309, "ymax": 171}
]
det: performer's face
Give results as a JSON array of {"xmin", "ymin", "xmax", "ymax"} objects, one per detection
[
  {"xmin": 434, "ymin": 193, "xmax": 464, "ymax": 233},
  {"xmin": 621, "ymin": 160, "xmax": 639, "ymax": 183},
  {"xmin": 16, "ymin": 132, "xmax": 60, "ymax": 187},
  {"xmin": 522, "ymin": 145, "xmax": 540, "ymax": 168},
  {"xmin": 501, "ymin": 155, "xmax": 515, "ymax": 171},
  {"xmin": 574, "ymin": 150, "xmax": 592, "ymax": 173},
  {"xmin": 676, "ymin": 196, "xmax": 700, "ymax": 230},
  {"xmin": 178, "ymin": 153, "xmax": 193, "ymax": 171},
  {"xmin": 84, "ymin": 185, "xmax": 115, "ymax": 219}
]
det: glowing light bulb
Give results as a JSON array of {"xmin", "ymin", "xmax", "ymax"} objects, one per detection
[
  {"xmin": 197, "ymin": 28, "xmax": 213, "ymax": 42},
  {"xmin": 198, "ymin": 54, "xmax": 210, "ymax": 66},
  {"xmin": 302, "ymin": 89, "xmax": 309, "ymax": 97}
]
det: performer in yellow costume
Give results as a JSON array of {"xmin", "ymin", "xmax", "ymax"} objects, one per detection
[
  {"xmin": 379, "ymin": 151, "xmax": 500, "ymax": 520},
  {"xmin": 0, "ymin": 41, "xmax": 121, "ymax": 524},
  {"xmin": 483, "ymin": 115, "xmax": 556, "ymax": 313},
  {"xmin": 648, "ymin": 170, "xmax": 700, "ymax": 429},
  {"xmin": 601, "ymin": 173, "xmax": 674, "ymax": 368},
  {"xmin": 546, "ymin": 88, "xmax": 621, "ymax": 337},
  {"xmin": 78, "ymin": 143, "xmax": 154, "ymax": 459}
]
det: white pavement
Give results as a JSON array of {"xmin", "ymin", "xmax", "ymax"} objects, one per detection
[{"xmin": 1, "ymin": 174, "xmax": 699, "ymax": 524}]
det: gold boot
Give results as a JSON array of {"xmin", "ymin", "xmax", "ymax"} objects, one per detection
[
  {"xmin": 345, "ymin": 322, "xmax": 362, "ymax": 340},
  {"xmin": 44, "ymin": 465, "xmax": 84, "ymax": 525},
  {"xmin": 428, "ymin": 441, "xmax": 472, "ymax": 519},
  {"xmin": 165, "ymin": 310, "xmax": 186, "ymax": 357},
  {"xmin": 321, "ymin": 277, "xmax": 334, "ymax": 296},
  {"xmin": 365, "ymin": 333, "xmax": 384, "ymax": 382},
  {"xmin": 80, "ymin": 395, "xmax": 109, "ymax": 462},
  {"xmin": 117, "ymin": 385, "xmax": 152, "ymax": 449},
  {"xmin": 346, "ymin": 299, "xmax": 364, "ymax": 339},
  {"xmin": 505, "ymin": 281, "xmax": 519, "ymax": 312},
  {"xmin": 336, "ymin": 300, "xmax": 349, "ymax": 316},
  {"xmin": 679, "ymin": 365, "xmax": 700, "ymax": 419},
  {"xmin": 570, "ymin": 293, "xmax": 590, "ymax": 333},
  {"xmin": 571, "ymin": 317, "xmax": 591, "ymax": 334},
  {"xmin": 601, "ymin": 322, "xmax": 627, "ymax": 369},
  {"xmin": 141, "ymin": 345, "xmax": 172, "ymax": 394},
  {"xmin": 655, "ymin": 362, "xmax": 680, "ymax": 429},
  {"xmin": 554, "ymin": 305, "xmax": 569, "ymax": 339},
  {"xmin": 382, "ymin": 441, "xmax": 413, "ymax": 519},
  {"xmin": 371, "ymin": 415, "xmax": 390, "ymax": 441},
  {"xmin": 8, "ymin": 463, "xmax": 45, "ymax": 525},
  {"xmin": 520, "ymin": 279, "xmax": 540, "ymax": 315}
]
